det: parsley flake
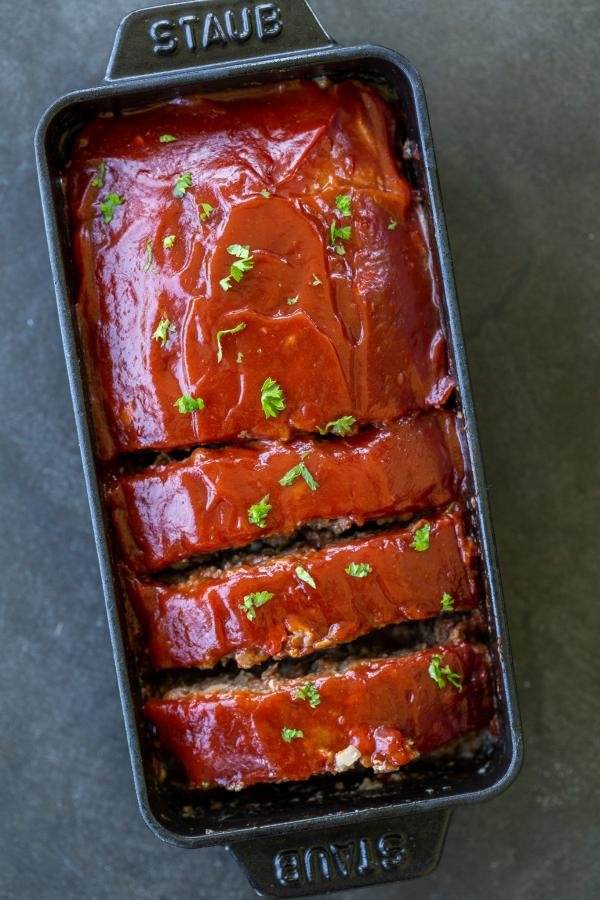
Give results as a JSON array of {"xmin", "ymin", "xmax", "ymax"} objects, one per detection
[
  {"xmin": 287, "ymin": 296, "xmax": 299, "ymax": 306},
  {"xmin": 174, "ymin": 394, "xmax": 205, "ymax": 414},
  {"xmin": 317, "ymin": 415, "xmax": 356, "ymax": 437},
  {"xmin": 142, "ymin": 239, "xmax": 155, "ymax": 272},
  {"xmin": 345, "ymin": 562, "xmax": 372, "ymax": 578},
  {"xmin": 294, "ymin": 683, "xmax": 321, "ymax": 708},
  {"xmin": 199, "ymin": 201, "xmax": 214, "ymax": 221},
  {"xmin": 411, "ymin": 523, "xmax": 431, "ymax": 552},
  {"xmin": 216, "ymin": 322, "xmax": 246, "ymax": 363},
  {"xmin": 248, "ymin": 495, "xmax": 271, "ymax": 529},
  {"xmin": 163, "ymin": 234, "xmax": 176, "ymax": 249},
  {"xmin": 335, "ymin": 194, "xmax": 352, "ymax": 216},
  {"xmin": 295, "ymin": 565, "xmax": 316, "ymax": 589},
  {"xmin": 260, "ymin": 377, "xmax": 286, "ymax": 418},
  {"xmin": 260, "ymin": 189, "xmax": 271, "ymax": 198},
  {"xmin": 100, "ymin": 193, "xmax": 124, "ymax": 224},
  {"xmin": 152, "ymin": 318, "xmax": 176, "ymax": 347},
  {"xmin": 440, "ymin": 592, "xmax": 455, "ymax": 612},
  {"xmin": 279, "ymin": 455, "xmax": 319, "ymax": 491},
  {"xmin": 239, "ymin": 590, "xmax": 274, "ymax": 621},
  {"xmin": 173, "ymin": 172, "xmax": 192, "ymax": 198},
  {"xmin": 236, "ymin": 351, "xmax": 244, "ymax": 364},
  {"xmin": 159, "ymin": 134, "xmax": 177, "ymax": 143},
  {"xmin": 220, "ymin": 245, "xmax": 254, "ymax": 291},
  {"xmin": 388, "ymin": 217, "xmax": 398, "ymax": 231},
  {"xmin": 282, "ymin": 727, "xmax": 304, "ymax": 743},
  {"xmin": 428, "ymin": 655, "xmax": 463, "ymax": 691},
  {"xmin": 91, "ymin": 161, "xmax": 106, "ymax": 188},
  {"xmin": 311, "ymin": 274, "xmax": 322, "ymax": 286}
]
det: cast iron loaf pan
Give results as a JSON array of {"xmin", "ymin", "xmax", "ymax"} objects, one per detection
[{"xmin": 35, "ymin": 1, "xmax": 523, "ymax": 895}]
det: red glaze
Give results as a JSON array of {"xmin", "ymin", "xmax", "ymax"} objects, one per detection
[
  {"xmin": 145, "ymin": 641, "xmax": 492, "ymax": 789},
  {"xmin": 109, "ymin": 411, "xmax": 465, "ymax": 573},
  {"xmin": 129, "ymin": 507, "xmax": 478, "ymax": 669},
  {"xmin": 68, "ymin": 79, "xmax": 452, "ymax": 459}
]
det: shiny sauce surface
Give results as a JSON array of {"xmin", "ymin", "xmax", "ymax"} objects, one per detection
[{"xmin": 68, "ymin": 79, "xmax": 452, "ymax": 459}]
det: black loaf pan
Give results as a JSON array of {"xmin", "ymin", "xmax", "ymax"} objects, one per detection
[{"xmin": 35, "ymin": 1, "xmax": 523, "ymax": 895}]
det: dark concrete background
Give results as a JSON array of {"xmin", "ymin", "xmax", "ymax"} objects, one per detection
[{"xmin": 1, "ymin": 0, "xmax": 598, "ymax": 897}]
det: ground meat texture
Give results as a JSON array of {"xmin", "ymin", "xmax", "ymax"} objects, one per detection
[
  {"xmin": 128, "ymin": 507, "xmax": 478, "ymax": 669},
  {"xmin": 145, "ymin": 641, "xmax": 492, "ymax": 789},
  {"xmin": 68, "ymin": 79, "xmax": 452, "ymax": 460},
  {"xmin": 108, "ymin": 410, "xmax": 465, "ymax": 573}
]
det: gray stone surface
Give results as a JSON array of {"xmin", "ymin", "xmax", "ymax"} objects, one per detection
[{"xmin": 1, "ymin": 0, "xmax": 598, "ymax": 897}]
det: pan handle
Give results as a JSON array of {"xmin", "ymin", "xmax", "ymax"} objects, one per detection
[
  {"xmin": 105, "ymin": 0, "xmax": 335, "ymax": 81},
  {"xmin": 228, "ymin": 809, "xmax": 451, "ymax": 897}
]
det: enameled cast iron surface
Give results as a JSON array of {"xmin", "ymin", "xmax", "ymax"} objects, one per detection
[{"xmin": 35, "ymin": 1, "xmax": 521, "ymax": 894}]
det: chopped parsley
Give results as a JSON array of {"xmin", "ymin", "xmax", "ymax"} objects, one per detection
[
  {"xmin": 279, "ymin": 453, "xmax": 319, "ymax": 491},
  {"xmin": 317, "ymin": 415, "xmax": 356, "ymax": 437},
  {"xmin": 199, "ymin": 201, "xmax": 214, "ymax": 221},
  {"xmin": 388, "ymin": 217, "xmax": 398, "ymax": 231},
  {"xmin": 100, "ymin": 193, "xmax": 124, "ymax": 224},
  {"xmin": 216, "ymin": 322, "xmax": 246, "ymax": 363},
  {"xmin": 428, "ymin": 655, "xmax": 463, "ymax": 691},
  {"xmin": 142, "ymin": 239, "xmax": 155, "ymax": 272},
  {"xmin": 163, "ymin": 234, "xmax": 176, "ymax": 249},
  {"xmin": 260, "ymin": 377, "xmax": 286, "ymax": 418},
  {"xmin": 239, "ymin": 590, "xmax": 274, "ymax": 621},
  {"xmin": 173, "ymin": 171, "xmax": 192, "ymax": 198},
  {"xmin": 287, "ymin": 296, "xmax": 299, "ymax": 306},
  {"xmin": 440, "ymin": 592, "xmax": 455, "ymax": 612},
  {"xmin": 294, "ymin": 683, "xmax": 321, "ymax": 708},
  {"xmin": 173, "ymin": 394, "xmax": 205, "ymax": 414},
  {"xmin": 247, "ymin": 494, "xmax": 271, "ymax": 529},
  {"xmin": 335, "ymin": 194, "xmax": 352, "ymax": 216},
  {"xmin": 282, "ymin": 727, "xmax": 304, "ymax": 743},
  {"xmin": 220, "ymin": 244, "xmax": 254, "ymax": 292},
  {"xmin": 411, "ymin": 523, "xmax": 431, "ymax": 552},
  {"xmin": 260, "ymin": 189, "xmax": 271, "ymax": 198},
  {"xmin": 159, "ymin": 134, "xmax": 177, "ymax": 143},
  {"xmin": 91, "ymin": 161, "xmax": 106, "ymax": 188},
  {"xmin": 152, "ymin": 317, "xmax": 176, "ymax": 347},
  {"xmin": 311, "ymin": 274, "xmax": 322, "ymax": 286},
  {"xmin": 345, "ymin": 562, "xmax": 372, "ymax": 578},
  {"xmin": 236, "ymin": 351, "xmax": 244, "ymax": 364},
  {"xmin": 295, "ymin": 565, "xmax": 316, "ymax": 590}
]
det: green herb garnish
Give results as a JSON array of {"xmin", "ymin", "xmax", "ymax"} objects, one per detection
[
  {"xmin": 260, "ymin": 189, "xmax": 271, "ymax": 198},
  {"xmin": 282, "ymin": 727, "xmax": 304, "ymax": 743},
  {"xmin": 159, "ymin": 134, "xmax": 177, "ymax": 143},
  {"xmin": 163, "ymin": 234, "xmax": 176, "ymax": 249},
  {"xmin": 239, "ymin": 590, "xmax": 274, "ymax": 621},
  {"xmin": 440, "ymin": 592, "xmax": 455, "ymax": 612},
  {"xmin": 248, "ymin": 494, "xmax": 271, "ymax": 529},
  {"xmin": 91, "ymin": 161, "xmax": 106, "ymax": 188},
  {"xmin": 173, "ymin": 171, "xmax": 192, "ymax": 198},
  {"xmin": 100, "ymin": 193, "xmax": 124, "ymax": 224},
  {"xmin": 173, "ymin": 394, "xmax": 205, "ymax": 414},
  {"xmin": 260, "ymin": 377, "xmax": 286, "ymax": 419},
  {"xmin": 216, "ymin": 322, "xmax": 246, "ymax": 363},
  {"xmin": 236, "ymin": 352, "xmax": 244, "ymax": 364},
  {"xmin": 295, "ymin": 566, "xmax": 316, "ymax": 589},
  {"xmin": 330, "ymin": 221, "xmax": 352, "ymax": 245},
  {"xmin": 388, "ymin": 218, "xmax": 398, "ymax": 231},
  {"xmin": 294, "ymin": 684, "xmax": 321, "ymax": 708},
  {"xmin": 199, "ymin": 202, "xmax": 214, "ymax": 221},
  {"xmin": 316, "ymin": 415, "xmax": 356, "ymax": 437},
  {"xmin": 335, "ymin": 194, "xmax": 352, "ymax": 216},
  {"xmin": 345, "ymin": 562, "xmax": 372, "ymax": 578},
  {"xmin": 152, "ymin": 318, "xmax": 176, "ymax": 347},
  {"xmin": 428, "ymin": 655, "xmax": 463, "ymax": 691},
  {"xmin": 279, "ymin": 454, "xmax": 319, "ymax": 491},
  {"xmin": 287, "ymin": 296, "xmax": 299, "ymax": 306},
  {"xmin": 142, "ymin": 239, "xmax": 155, "ymax": 272},
  {"xmin": 220, "ymin": 244, "xmax": 254, "ymax": 291},
  {"xmin": 411, "ymin": 523, "xmax": 431, "ymax": 552},
  {"xmin": 311, "ymin": 274, "xmax": 322, "ymax": 286}
]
